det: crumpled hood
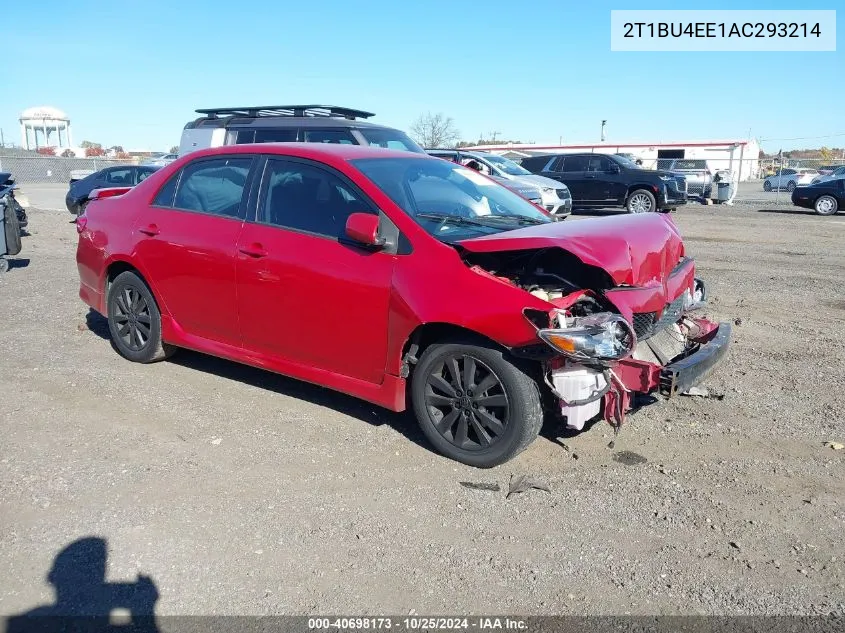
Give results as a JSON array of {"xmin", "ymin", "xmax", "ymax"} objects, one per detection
[{"xmin": 457, "ymin": 213, "xmax": 685, "ymax": 287}]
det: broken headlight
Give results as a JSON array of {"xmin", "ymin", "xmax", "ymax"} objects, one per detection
[{"xmin": 537, "ymin": 313, "xmax": 636, "ymax": 362}]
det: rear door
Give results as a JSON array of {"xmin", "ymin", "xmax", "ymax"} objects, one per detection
[
  {"xmin": 235, "ymin": 157, "xmax": 395, "ymax": 383},
  {"xmin": 132, "ymin": 156, "xmax": 255, "ymax": 346},
  {"xmin": 556, "ymin": 155, "xmax": 590, "ymax": 203}
]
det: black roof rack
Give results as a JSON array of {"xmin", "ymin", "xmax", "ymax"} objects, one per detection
[{"xmin": 194, "ymin": 105, "xmax": 375, "ymax": 120}]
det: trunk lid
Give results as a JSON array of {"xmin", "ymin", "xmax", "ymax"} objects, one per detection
[{"xmin": 457, "ymin": 213, "xmax": 685, "ymax": 287}]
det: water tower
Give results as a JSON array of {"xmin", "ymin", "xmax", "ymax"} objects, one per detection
[{"xmin": 20, "ymin": 106, "xmax": 72, "ymax": 150}]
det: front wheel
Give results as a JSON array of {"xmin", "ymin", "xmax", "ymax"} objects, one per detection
[
  {"xmin": 815, "ymin": 195, "xmax": 839, "ymax": 216},
  {"xmin": 786, "ymin": 181, "xmax": 796, "ymax": 192},
  {"xmin": 107, "ymin": 271, "xmax": 176, "ymax": 363},
  {"xmin": 410, "ymin": 341, "xmax": 543, "ymax": 468},
  {"xmin": 626, "ymin": 189, "xmax": 656, "ymax": 213}
]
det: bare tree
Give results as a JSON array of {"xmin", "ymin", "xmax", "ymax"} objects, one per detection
[{"xmin": 410, "ymin": 112, "xmax": 460, "ymax": 149}]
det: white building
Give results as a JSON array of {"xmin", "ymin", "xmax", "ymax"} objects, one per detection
[
  {"xmin": 465, "ymin": 139, "xmax": 762, "ymax": 181},
  {"xmin": 20, "ymin": 106, "xmax": 73, "ymax": 150}
]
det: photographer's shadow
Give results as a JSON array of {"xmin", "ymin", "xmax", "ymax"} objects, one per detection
[{"xmin": 6, "ymin": 537, "xmax": 159, "ymax": 632}]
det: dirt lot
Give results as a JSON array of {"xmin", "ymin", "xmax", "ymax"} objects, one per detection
[{"xmin": 1, "ymin": 200, "xmax": 844, "ymax": 617}]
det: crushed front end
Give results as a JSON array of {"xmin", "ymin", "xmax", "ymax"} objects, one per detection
[{"xmin": 535, "ymin": 265, "xmax": 731, "ymax": 432}]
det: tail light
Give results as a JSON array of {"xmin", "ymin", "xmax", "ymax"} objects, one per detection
[
  {"xmin": 88, "ymin": 186, "xmax": 132, "ymax": 201},
  {"xmin": 75, "ymin": 214, "xmax": 88, "ymax": 234}
]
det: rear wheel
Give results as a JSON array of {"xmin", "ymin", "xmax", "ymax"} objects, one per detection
[
  {"xmin": 786, "ymin": 181, "xmax": 796, "ymax": 192},
  {"xmin": 107, "ymin": 271, "xmax": 176, "ymax": 363},
  {"xmin": 410, "ymin": 340, "xmax": 542, "ymax": 468},
  {"xmin": 626, "ymin": 189, "xmax": 656, "ymax": 213},
  {"xmin": 763, "ymin": 180, "xmax": 772, "ymax": 192},
  {"xmin": 814, "ymin": 195, "xmax": 839, "ymax": 216}
]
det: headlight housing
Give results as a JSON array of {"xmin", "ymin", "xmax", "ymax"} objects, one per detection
[
  {"xmin": 538, "ymin": 313, "xmax": 636, "ymax": 362},
  {"xmin": 659, "ymin": 175, "xmax": 677, "ymax": 182},
  {"xmin": 541, "ymin": 186, "xmax": 554, "ymax": 194}
]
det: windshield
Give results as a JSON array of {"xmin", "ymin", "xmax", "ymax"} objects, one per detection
[
  {"xmin": 481, "ymin": 153, "xmax": 532, "ymax": 176},
  {"xmin": 352, "ymin": 157, "xmax": 553, "ymax": 242},
  {"xmin": 614, "ymin": 155, "xmax": 641, "ymax": 169},
  {"xmin": 357, "ymin": 128, "xmax": 425, "ymax": 154}
]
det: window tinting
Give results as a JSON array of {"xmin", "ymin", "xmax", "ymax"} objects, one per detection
[
  {"xmin": 106, "ymin": 168, "xmax": 132, "ymax": 184},
  {"xmin": 561, "ymin": 156, "xmax": 589, "ymax": 172},
  {"xmin": 303, "ymin": 129, "xmax": 356, "ymax": 144},
  {"xmin": 137, "ymin": 168, "xmax": 156, "ymax": 183},
  {"xmin": 235, "ymin": 130, "xmax": 256, "ymax": 144},
  {"xmin": 586, "ymin": 156, "xmax": 610, "ymax": 172},
  {"xmin": 261, "ymin": 159, "xmax": 374, "ymax": 238},
  {"xmin": 254, "ymin": 129, "xmax": 297, "ymax": 143},
  {"xmin": 173, "ymin": 158, "xmax": 252, "ymax": 218},
  {"xmin": 153, "ymin": 174, "xmax": 179, "ymax": 207}
]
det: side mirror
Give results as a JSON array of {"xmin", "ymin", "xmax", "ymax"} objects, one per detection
[{"xmin": 345, "ymin": 212, "xmax": 384, "ymax": 248}]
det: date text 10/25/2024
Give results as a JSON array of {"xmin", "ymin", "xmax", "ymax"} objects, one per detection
[{"xmin": 610, "ymin": 10, "xmax": 836, "ymax": 52}]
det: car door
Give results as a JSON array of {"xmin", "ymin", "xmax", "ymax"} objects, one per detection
[
  {"xmin": 584, "ymin": 155, "xmax": 617, "ymax": 202},
  {"xmin": 235, "ymin": 157, "xmax": 395, "ymax": 384},
  {"xmin": 555, "ymin": 155, "xmax": 590, "ymax": 203},
  {"xmin": 132, "ymin": 156, "xmax": 255, "ymax": 346}
]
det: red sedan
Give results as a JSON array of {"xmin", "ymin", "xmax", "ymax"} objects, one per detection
[{"xmin": 76, "ymin": 144, "xmax": 730, "ymax": 467}]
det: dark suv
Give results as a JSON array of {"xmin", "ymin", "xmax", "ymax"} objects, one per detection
[
  {"xmin": 179, "ymin": 104, "xmax": 425, "ymax": 156},
  {"xmin": 520, "ymin": 153, "xmax": 688, "ymax": 213}
]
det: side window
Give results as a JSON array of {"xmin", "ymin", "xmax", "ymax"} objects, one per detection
[
  {"xmin": 172, "ymin": 157, "xmax": 252, "ymax": 218},
  {"xmin": 137, "ymin": 168, "xmax": 155, "ymax": 184},
  {"xmin": 260, "ymin": 159, "xmax": 374, "ymax": 238},
  {"xmin": 562, "ymin": 156, "xmax": 589, "ymax": 172},
  {"xmin": 106, "ymin": 168, "xmax": 133, "ymax": 185},
  {"xmin": 153, "ymin": 173, "xmax": 179, "ymax": 207},
  {"xmin": 586, "ymin": 157, "xmax": 610, "ymax": 172},
  {"xmin": 303, "ymin": 129, "xmax": 356, "ymax": 144},
  {"xmin": 235, "ymin": 130, "xmax": 256, "ymax": 144},
  {"xmin": 550, "ymin": 156, "xmax": 566, "ymax": 172},
  {"xmin": 254, "ymin": 129, "xmax": 297, "ymax": 143}
]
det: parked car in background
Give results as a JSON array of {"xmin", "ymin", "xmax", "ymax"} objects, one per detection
[
  {"xmin": 75, "ymin": 143, "xmax": 729, "ymax": 467},
  {"xmin": 427, "ymin": 149, "xmax": 571, "ymax": 216},
  {"xmin": 179, "ymin": 104, "xmax": 425, "ymax": 156},
  {"xmin": 143, "ymin": 153, "xmax": 179, "ymax": 167},
  {"xmin": 521, "ymin": 153, "xmax": 688, "ymax": 213},
  {"xmin": 65, "ymin": 165, "xmax": 160, "ymax": 215},
  {"xmin": 816, "ymin": 165, "xmax": 844, "ymax": 176},
  {"xmin": 666, "ymin": 159, "xmax": 712, "ymax": 198},
  {"xmin": 811, "ymin": 165, "xmax": 845, "ymax": 184},
  {"xmin": 791, "ymin": 178, "xmax": 844, "ymax": 215},
  {"xmin": 763, "ymin": 168, "xmax": 819, "ymax": 192}
]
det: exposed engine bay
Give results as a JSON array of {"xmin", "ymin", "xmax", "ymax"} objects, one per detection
[{"xmin": 461, "ymin": 246, "xmax": 718, "ymax": 434}]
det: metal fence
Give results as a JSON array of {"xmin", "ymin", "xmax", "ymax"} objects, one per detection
[{"xmin": 0, "ymin": 155, "xmax": 138, "ymax": 184}]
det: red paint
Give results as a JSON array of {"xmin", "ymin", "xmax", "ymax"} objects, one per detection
[{"xmin": 76, "ymin": 143, "xmax": 718, "ymax": 416}]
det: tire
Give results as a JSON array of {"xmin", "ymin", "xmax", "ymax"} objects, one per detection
[
  {"xmin": 410, "ymin": 339, "xmax": 543, "ymax": 468},
  {"xmin": 763, "ymin": 180, "xmax": 772, "ymax": 192},
  {"xmin": 814, "ymin": 195, "xmax": 839, "ymax": 216},
  {"xmin": 626, "ymin": 189, "xmax": 656, "ymax": 214},
  {"xmin": 786, "ymin": 181, "xmax": 796, "ymax": 192},
  {"xmin": 0, "ymin": 258, "xmax": 8, "ymax": 274},
  {"xmin": 106, "ymin": 271, "xmax": 176, "ymax": 363}
]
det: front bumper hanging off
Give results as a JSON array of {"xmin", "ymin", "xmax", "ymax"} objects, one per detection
[{"xmin": 659, "ymin": 321, "xmax": 732, "ymax": 396}]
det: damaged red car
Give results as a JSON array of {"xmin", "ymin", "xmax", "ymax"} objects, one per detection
[{"xmin": 76, "ymin": 144, "xmax": 731, "ymax": 467}]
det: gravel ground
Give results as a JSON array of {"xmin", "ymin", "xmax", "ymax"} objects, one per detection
[{"xmin": 0, "ymin": 200, "xmax": 844, "ymax": 618}]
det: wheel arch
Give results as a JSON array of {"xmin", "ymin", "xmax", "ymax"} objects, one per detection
[
  {"xmin": 626, "ymin": 183, "xmax": 659, "ymax": 198},
  {"xmin": 103, "ymin": 258, "xmax": 169, "ymax": 316},
  {"xmin": 399, "ymin": 322, "xmax": 511, "ymax": 378}
]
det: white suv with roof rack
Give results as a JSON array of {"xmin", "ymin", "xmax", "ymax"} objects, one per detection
[{"xmin": 179, "ymin": 104, "xmax": 425, "ymax": 156}]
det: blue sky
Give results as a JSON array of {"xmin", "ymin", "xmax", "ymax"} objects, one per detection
[{"xmin": 3, "ymin": 0, "xmax": 842, "ymax": 152}]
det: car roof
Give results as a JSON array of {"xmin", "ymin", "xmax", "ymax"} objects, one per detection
[{"xmin": 185, "ymin": 142, "xmax": 432, "ymax": 162}]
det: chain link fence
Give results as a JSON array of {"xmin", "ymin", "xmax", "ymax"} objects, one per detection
[{"xmin": 0, "ymin": 154, "xmax": 138, "ymax": 184}]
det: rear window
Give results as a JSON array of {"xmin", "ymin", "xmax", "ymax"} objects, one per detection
[
  {"xmin": 358, "ymin": 128, "xmax": 425, "ymax": 153},
  {"xmin": 303, "ymin": 129, "xmax": 356, "ymax": 144}
]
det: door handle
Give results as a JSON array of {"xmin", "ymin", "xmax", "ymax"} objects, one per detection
[
  {"xmin": 139, "ymin": 224, "xmax": 159, "ymax": 236},
  {"xmin": 239, "ymin": 243, "xmax": 268, "ymax": 258}
]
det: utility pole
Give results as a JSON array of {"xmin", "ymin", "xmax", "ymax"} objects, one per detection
[
  {"xmin": 490, "ymin": 131, "xmax": 501, "ymax": 142},
  {"xmin": 601, "ymin": 120, "xmax": 608, "ymax": 142}
]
